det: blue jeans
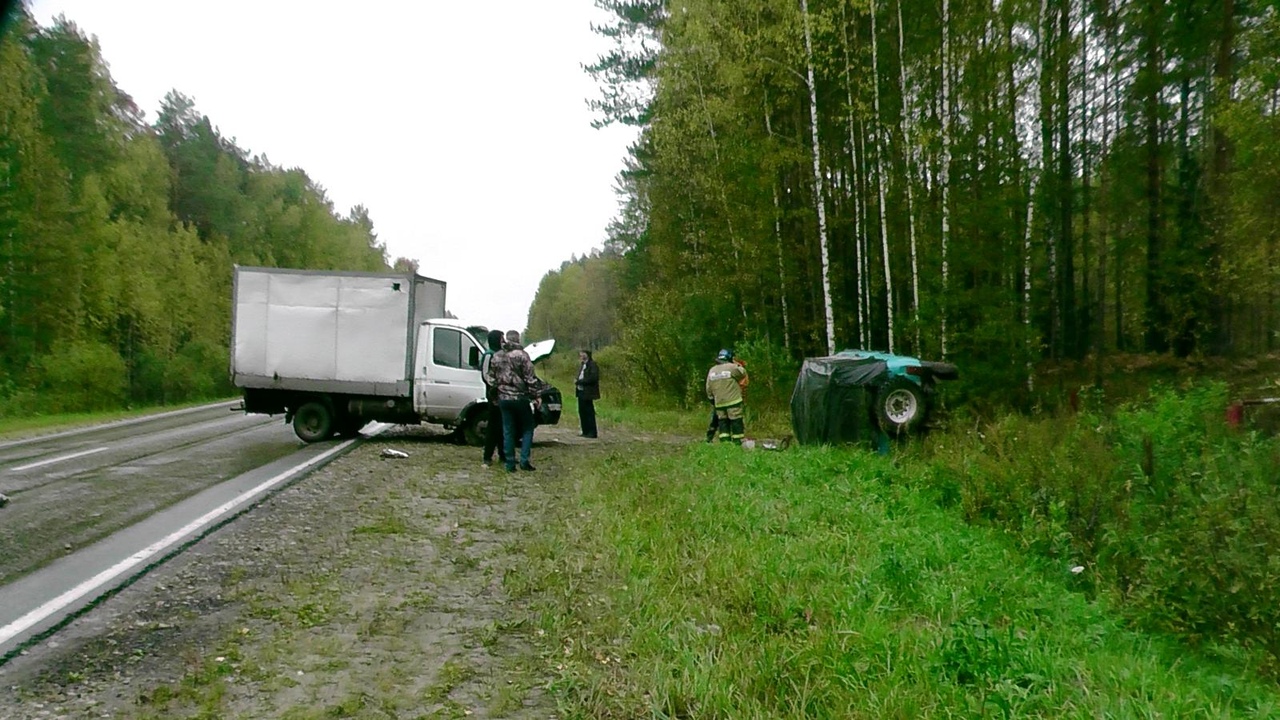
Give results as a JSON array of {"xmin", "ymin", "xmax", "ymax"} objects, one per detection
[{"xmin": 499, "ymin": 399, "xmax": 534, "ymax": 469}]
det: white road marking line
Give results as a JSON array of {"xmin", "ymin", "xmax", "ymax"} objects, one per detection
[
  {"xmin": 11, "ymin": 447, "xmax": 110, "ymax": 472},
  {"xmin": 0, "ymin": 426, "xmax": 386, "ymax": 647}
]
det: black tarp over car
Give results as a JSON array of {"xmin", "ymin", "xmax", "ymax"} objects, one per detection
[{"xmin": 790, "ymin": 355, "xmax": 887, "ymax": 445}]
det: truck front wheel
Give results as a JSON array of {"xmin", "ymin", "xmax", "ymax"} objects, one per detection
[
  {"xmin": 294, "ymin": 401, "xmax": 334, "ymax": 442},
  {"xmin": 461, "ymin": 409, "xmax": 488, "ymax": 447}
]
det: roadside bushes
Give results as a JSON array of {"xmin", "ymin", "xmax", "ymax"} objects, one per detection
[
  {"xmin": 136, "ymin": 340, "xmax": 231, "ymax": 406},
  {"xmin": 0, "ymin": 339, "xmax": 231, "ymax": 417},
  {"xmin": 915, "ymin": 383, "xmax": 1280, "ymax": 669},
  {"xmin": 30, "ymin": 340, "xmax": 129, "ymax": 412},
  {"xmin": 613, "ymin": 284, "xmax": 741, "ymax": 407}
]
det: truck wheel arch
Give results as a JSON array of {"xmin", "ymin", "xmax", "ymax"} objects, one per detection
[{"xmin": 459, "ymin": 402, "xmax": 491, "ymax": 447}]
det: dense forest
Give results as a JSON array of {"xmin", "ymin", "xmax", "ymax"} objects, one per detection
[
  {"xmin": 0, "ymin": 10, "xmax": 394, "ymax": 414},
  {"xmin": 529, "ymin": 0, "xmax": 1280, "ymax": 405}
]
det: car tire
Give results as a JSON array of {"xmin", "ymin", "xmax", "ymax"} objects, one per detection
[
  {"xmin": 293, "ymin": 401, "xmax": 334, "ymax": 443},
  {"xmin": 462, "ymin": 409, "xmax": 488, "ymax": 447},
  {"xmin": 875, "ymin": 377, "xmax": 926, "ymax": 437},
  {"xmin": 922, "ymin": 361, "xmax": 959, "ymax": 381}
]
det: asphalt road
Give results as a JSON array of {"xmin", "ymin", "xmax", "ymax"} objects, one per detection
[{"xmin": 0, "ymin": 402, "xmax": 375, "ymax": 662}]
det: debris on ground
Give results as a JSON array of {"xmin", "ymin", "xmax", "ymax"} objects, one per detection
[
  {"xmin": 379, "ymin": 448, "xmax": 409, "ymax": 459},
  {"xmin": 742, "ymin": 438, "xmax": 791, "ymax": 451},
  {"xmin": 0, "ymin": 493, "xmax": 9, "ymax": 508}
]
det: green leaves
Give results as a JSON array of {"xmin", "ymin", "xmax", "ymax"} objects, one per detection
[
  {"xmin": 0, "ymin": 14, "xmax": 389, "ymax": 414},
  {"xmin": 587, "ymin": 0, "xmax": 1280, "ymax": 406}
]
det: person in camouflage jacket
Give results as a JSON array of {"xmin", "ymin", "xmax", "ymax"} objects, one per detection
[{"xmin": 485, "ymin": 330, "xmax": 540, "ymax": 472}]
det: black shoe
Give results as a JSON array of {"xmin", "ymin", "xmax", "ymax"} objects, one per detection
[
  {"xmin": 505, "ymin": 465, "xmax": 517, "ymax": 473},
  {"xmin": 519, "ymin": 462, "xmax": 536, "ymax": 472}
]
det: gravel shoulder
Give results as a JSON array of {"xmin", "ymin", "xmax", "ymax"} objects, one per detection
[{"xmin": 0, "ymin": 420, "xmax": 664, "ymax": 719}]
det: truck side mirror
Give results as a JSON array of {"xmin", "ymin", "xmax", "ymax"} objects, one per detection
[{"xmin": 469, "ymin": 346, "xmax": 480, "ymax": 369}]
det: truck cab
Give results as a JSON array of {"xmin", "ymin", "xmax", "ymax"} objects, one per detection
[
  {"xmin": 414, "ymin": 321, "xmax": 487, "ymax": 424},
  {"xmin": 414, "ymin": 323, "xmax": 562, "ymax": 446}
]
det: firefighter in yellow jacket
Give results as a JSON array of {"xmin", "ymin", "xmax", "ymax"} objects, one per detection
[{"xmin": 706, "ymin": 348, "xmax": 749, "ymax": 443}]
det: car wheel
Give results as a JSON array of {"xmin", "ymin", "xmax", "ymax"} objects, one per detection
[
  {"xmin": 462, "ymin": 409, "xmax": 488, "ymax": 447},
  {"xmin": 293, "ymin": 402, "xmax": 334, "ymax": 443},
  {"xmin": 875, "ymin": 377, "xmax": 926, "ymax": 437},
  {"xmin": 922, "ymin": 361, "xmax": 959, "ymax": 380}
]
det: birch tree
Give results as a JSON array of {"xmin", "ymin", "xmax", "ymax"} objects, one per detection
[
  {"xmin": 802, "ymin": 0, "xmax": 836, "ymax": 355},
  {"xmin": 869, "ymin": 0, "xmax": 895, "ymax": 352},
  {"xmin": 939, "ymin": 0, "xmax": 952, "ymax": 359}
]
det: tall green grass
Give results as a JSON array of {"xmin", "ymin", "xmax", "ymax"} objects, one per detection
[
  {"xmin": 909, "ymin": 382, "xmax": 1280, "ymax": 672},
  {"xmin": 512, "ymin": 440, "xmax": 1280, "ymax": 718}
]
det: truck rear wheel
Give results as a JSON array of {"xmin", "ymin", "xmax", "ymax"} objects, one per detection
[{"xmin": 294, "ymin": 402, "xmax": 334, "ymax": 442}]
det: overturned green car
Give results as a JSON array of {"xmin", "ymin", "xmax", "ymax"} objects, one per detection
[{"xmin": 790, "ymin": 350, "xmax": 958, "ymax": 445}]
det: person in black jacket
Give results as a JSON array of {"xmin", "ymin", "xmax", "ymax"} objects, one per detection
[
  {"xmin": 575, "ymin": 350, "xmax": 600, "ymax": 438},
  {"xmin": 479, "ymin": 329, "xmax": 506, "ymax": 468}
]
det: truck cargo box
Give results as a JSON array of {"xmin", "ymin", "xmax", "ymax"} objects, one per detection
[{"xmin": 231, "ymin": 266, "xmax": 446, "ymax": 397}]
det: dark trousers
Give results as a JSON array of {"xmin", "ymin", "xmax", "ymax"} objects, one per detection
[
  {"xmin": 499, "ymin": 399, "xmax": 534, "ymax": 469},
  {"xmin": 578, "ymin": 397, "xmax": 597, "ymax": 437},
  {"xmin": 482, "ymin": 402, "xmax": 505, "ymax": 463},
  {"xmin": 706, "ymin": 408, "xmax": 719, "ymax": 442},
  {"xmin": 712, "ymin": 403, "xmax": 745, "ymax": 443}
]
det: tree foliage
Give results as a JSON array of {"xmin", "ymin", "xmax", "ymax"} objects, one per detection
[
  {"xmin": 0, "ymin": 11, "xmax": 389, "ymax": 414},
  {"xmin": 557, "ymin": 0, "xmax": 1280, "ymax": 406},
  {"xmin": 526, "ymin": 250, "xmax": 621, "ymax": 352}
]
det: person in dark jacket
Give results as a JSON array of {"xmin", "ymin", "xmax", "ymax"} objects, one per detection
[
  {"xmin": 479, "ymin": 329, "xmax": 506, "ymax": 468},
  {"xmin": 575, "ymin": 350, "xmax": 600, "ymax": 438},
  {"xmin": 485, "ymin": 330, "xmax": 540, "ymax": 472}
]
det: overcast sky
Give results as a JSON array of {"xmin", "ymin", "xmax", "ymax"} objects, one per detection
[{"xmin": 27, "ymin": 0, "xmax": 638, "ymax": 335}]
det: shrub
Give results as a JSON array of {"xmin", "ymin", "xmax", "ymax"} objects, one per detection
[
  {"xmin": 733, "ymin": 335, "xmax": 800, "ymax": 411},
  {"xmin": 614, "ymin": 285, "xmax": 737, "ymax": 407},
  {"xmin": 912, "ymin": 383, "xmax": 1280, "ymax": 670},
  {"xmin": 31, "ymin": 341, "xmax": 129, "ymax": 412}
]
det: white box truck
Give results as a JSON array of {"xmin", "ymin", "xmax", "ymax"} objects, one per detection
[{"xmin": 230, "ymin": 266, "xmax": 561, "ymax": 443}]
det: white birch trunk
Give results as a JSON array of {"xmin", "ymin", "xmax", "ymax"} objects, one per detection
[
  {"xmin": 859, "ymin": 121, "xmax": 873, "ymax": 348},
  {"xmin": 897, "ymin": 0, "xmax": 921, "ymax": 354},
  {"xmin": 1025, "ymin": 175, "xmax": 1037, "ymax": 392},
  {"xmin": 841, "ymin": 8, "xmax": 868, "ymax": 348},
  {"xmin": 1099, "ymin": 5, "xmax": 1112, "ymax": 358},
  {"xmin": 940, "ymin": 0, "xmax": 952, "ymax": 359},
  {"xmin": 802, "ymin": 0, "xmax": 836, "ymax": 355},
  {"xmin": 870, "ymin": 1, "xmax": 895, "ymax": 352},
  {"xmin": 763, "ymin": 101, "xmax": 791, "ymax": 349}
]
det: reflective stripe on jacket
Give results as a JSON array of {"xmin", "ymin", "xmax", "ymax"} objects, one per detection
[{"xmin": 706, "ymin": 361, "xmax": 748, "ymax": 408}]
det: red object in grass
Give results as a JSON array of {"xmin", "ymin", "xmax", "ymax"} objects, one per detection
[{"xmin": 1226, "ymin": 402, "xmax": 1245, "ymax": 428}]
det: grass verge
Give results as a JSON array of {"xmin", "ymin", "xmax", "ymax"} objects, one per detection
[{"xmin": 515, "ymin": 440, "xmax": 1280, "ymax": 718}]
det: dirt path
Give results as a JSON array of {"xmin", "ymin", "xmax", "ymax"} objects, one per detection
[{"xmin": 0, "ymin": 421, "xmax": 670, "ymax": 719}]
